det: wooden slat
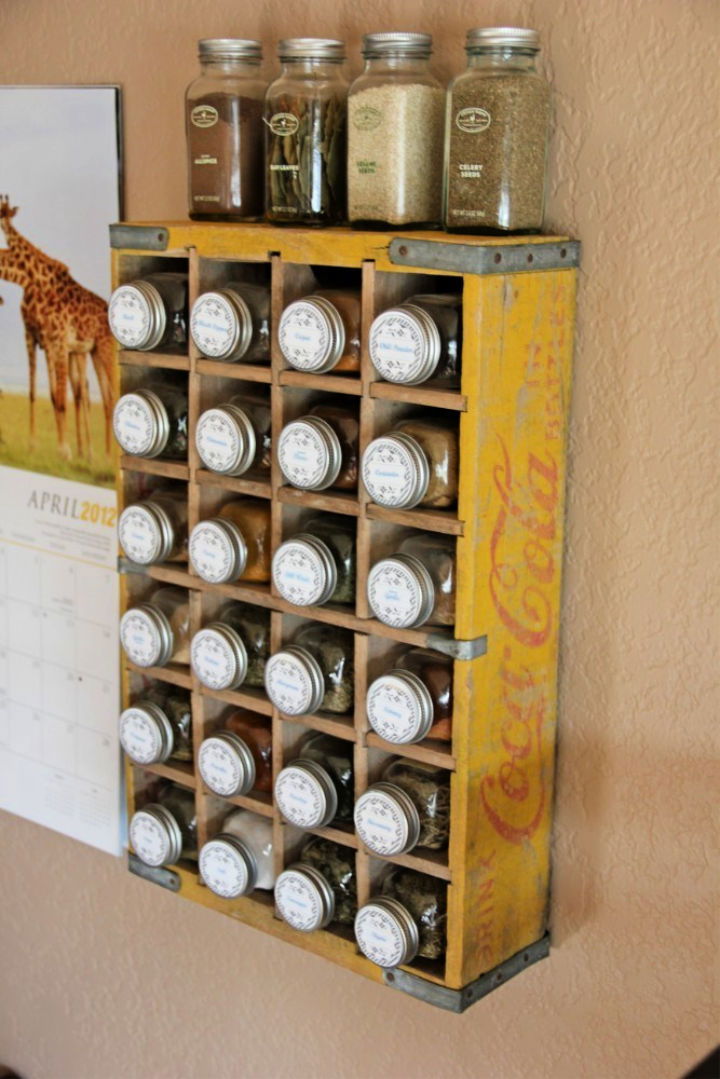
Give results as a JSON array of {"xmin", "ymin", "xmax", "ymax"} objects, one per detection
[
  {"xmin": 119, "ymin": 349, "xmax": 190, "ymax": 371},
  {"xmin": 276, "ymin": 484, "xmax": 360, "ymax": 517},
  {"xmin": 366, "ymin": 502, "xmax": 464, "ymax": 537},
  {"xmin": 278, "ymin": 369, "xmax": 363, "ymax": 396},
  {"xmin": 365, "ymin": 732, "xmax": 455, "ymax": 771},
  {"xmin": 196, "ymin": 358, "xmax": 272, "ymax": 382},
  {"xmin": 195, "ymin": 468, "xmax": 272, "ymax": 500},
  {"xmin": 370, "ymin": 381, "xmax": 467, "ymax": 412},
  {"xmin": 199, "ymin": 684, "xmax": 273, "ymax": 717},
  {"xmin": 138, "ymin": 759, "xmax": 197, "ymax": 789},
  {"xmin": 124, "ymin": 660, "xmax": 193, "ymax": 690},
  {"xmin": 120, "ymin": 454, "xmax": 189, "ymax": 481}
]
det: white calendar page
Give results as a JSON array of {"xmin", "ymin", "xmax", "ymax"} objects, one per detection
[{"xmin": 0, "ymin": 465, "xmax": 122, "ymax": 854}]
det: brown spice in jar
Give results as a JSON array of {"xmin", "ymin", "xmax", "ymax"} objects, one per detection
[{"xmin": 187, "ymin": 92, "xmax": 265, "ymax": 219}]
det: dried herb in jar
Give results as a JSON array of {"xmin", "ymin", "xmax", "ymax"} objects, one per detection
[{"xmin": 299, "ymin": 836, "xmax": 357, "ymax": 925}]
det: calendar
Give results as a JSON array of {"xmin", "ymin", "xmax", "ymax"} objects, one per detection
[{"xmin": 0, "ymin": 465, "xmax": 122, "ymax": 854}]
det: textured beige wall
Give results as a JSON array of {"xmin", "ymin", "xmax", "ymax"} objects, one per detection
[{"xmin": 0, "ymin": 1, "xmax": 718, "ymax": 1077}]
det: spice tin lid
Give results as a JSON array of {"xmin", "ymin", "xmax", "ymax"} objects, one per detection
[
  {"xmin": 199, "ymin": 38, "xmax": 263, "ymax": 61},
  {"xmin": 118, "ymin": 500, "xmax": 175, "ymax": 565},
  {"xmin": 354, "ymin": 896, "xmax": 420, "ymax": 968},
  {"xmin": 466, "ymin": 26, "xmax": 540, "ymax": 51},
  {"xmin": 113, "ymin": 390, "xmax": 171, "ymax": 458},
  {"xmin": 278, "ymin": 38, "xmax": 345, "ymax": 61},
  {"xmin": 190, "ymin": 290, "xmax": 254, "ymax": 362},
  {"xmin": 367, "ymin": 554, "xmax": 436, "ymax": 629},
  {"xmin": 366, "ymin": 670, "xmax": 435, "ymax": 744},
  {"xmin": 108, "ymin": 280, "xmax": 167, "ymax": 350},
  {"xmin": 199, "ymin": 834, "xmax": 258, "ymax": 898},
  {"xmin": 129, "ymin": 804, "xmax": 183, "ymax": 868},
  {"xmin": 275, "ymin": 864, "xmax": 336, "ymax": 932},
  {"xmin": 354, "ymin": 781, "xmax": 421, "ymax": 856},
  {"xmin": 190, "ymin": 623, "xmax": 249, "ymax": 691},
  {"xmin": 120, "ymin": 603, "xmax": 174, "ymax": 668},
  {"xmin": 119, "ymin": 701, "xmax": 175, "ymax": 765},
  {"xmin": 272, "ymin": 534, "xmax": 337, "ymax": 607},
  {"xmin": 362, "ymin": 32, "xmax": 432, "ymax": 57},
  {"xmin": 189, "ymin": 518, "xmax": 248, "ymax": 583},
  {"xmin": 368, "ymin": 304, "xmax": 441, "ymax": 385},
  {"xmin": 274, "ymin": 758, "xmax": 338, "ymax": 829},
  {"xmin": 198, "ymin": 731, "xmax": 256, "ymax": 797},
  {"xmin": 195, "ymin": 404, "xmax": 257, "ymax": 476},
  {"xmin": 264, "ymin": 645, "xmax": 325, "ymax": 715},
  {"xmin": 278, "ymin": 297, "xmax": 346, "ymax": 373},
  {"xmin": 277, "ymin": 416, "xmax": 342, "ymax": 491},
  {"xmin": 361, "ymin": 433, "xmax": 430, "ymax": 509}
]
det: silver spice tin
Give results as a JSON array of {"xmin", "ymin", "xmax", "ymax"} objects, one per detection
[
  {"xmin": 120, "ymin": 603, "xmax": 174, "ymax": 668},
  {"xmin": 188, "ymin": 518, "xmax": 248, "ymax": 584},
  {"xmin": 365, "ymin": 670, "xmax": 435, "ymax": 744},
  {"xmin": 264, "ymin": 645, "xmax": 326, "ymax": 715},
  {"xmin": 118, "ymin": 499, "xmax": 176, "ymax": 565},
  {"xmin": 275, "ymin": 863, "xmax": 336, "ymax": 932},
  {"xmin": 361, "ymin": 432, "xmax": 430, "ymax": 508},
  {"xmin": 195, "ymin": 404, "xmax": 258, "ymax": 476},
  {"xmin": 278, "ymin": 296, "xmax": 346, "ymax": 373},
  {"xmin": 199, "ymin": 834, "xmax": 258, "ymax": 898},
  {"xmin": 190, "ymin": 623, "xmax": 249, "ymax": 691},
  {"xmin": 190, "ymin": 289, "xmax": 255, "ymax": 362},
  {"xmin": 274, "ymin": 758, "xmax": 339, "ymax": 829},
  {"xmin": 368, "ymin": 303, "xmax": 442, "ymax": 384},
  {"xmin": 354, "ymin": 781, "xmax": 422, "ymax": 856},
  {"xmin": 108, "ymin": 280, "xmax": 167, "ymax": 351},
  {"xmin": 119, "ymin": 700, "xmax": 175, "ymax": 765},
  {"xmin": 113, "ymin": 389, "xmax": 171, "ymax": 458},
  {"xmin": 198, "ymin": 731, "xmax": 256, "ymax": 797},
  {"xmin": 277, "ymin": 416, "xmax": 343, "ymax": 490},
  {"xmin": 272, "ymin": 534, "xmax": 338, "ymax": 607},
  {"xmin": 354, "ymin": 895, "xmax": 420, "ymax": 968},
  {"xmin": 367, "ymin": 553, "xmax": 436, "ymax": 629},
  {"xmin": 129, "ymin": 804, "xmax": 184, "ymax": 868}
]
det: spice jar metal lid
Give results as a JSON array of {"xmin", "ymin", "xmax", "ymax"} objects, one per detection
[
  {"xmin": 198, "ymin": 38, "xmax": 263, "ymax": 61},
  {"xmin": 354, "ymin": 781, "xmax": 421, "ymax": 856},
  {"xmin": 366, "ymin": 670, "xmax": 435, "ymax": 744},
  {"xmin": 195, "ymin": 404, "xmax": 257, "ymax": 476},
  {"xmin": 189, "ymin": 518, "xmax": 248, "ymax": 583},
  {"xmin": 275, "ymin": 863, "xmax": 336, "ymax": 931},
  {"xmin": 362, "ymin": 32, "xmax": 432, "ymax": 58},
  {"xmin": 354, "ymin": 896, "xmax": 420, "ymax": 968},
  {"xmin": 113, "ymin": 390, "xmax": 171, "ymax": 458},
  {"xmin": 108, "ymin": 280, "xmax": 167, "ymax": 351},
  {"xmin": 367, "ymin": 554, "xmax": 436, "ymax": 629},
  {"xmin": 272, "ymin": 534, "xmax": 338, "ymax": 607},
  {"xmin": 190, "ymin": 290, "xmax": 254, "ymax": 362},
  {"xmin": 278, "ymin": 38, "xmax": 345, "ymax": 61},
  {"xmin": 274, "ymin": 758, "xmax": 338, "ymax": 829},
  {"xmin": 200, "ymin": 834, "xmax": 257, "ymax": 898},
  {"xmin": 368, "ymin": 304, "xmax": 442, "ymax": 385},
  {"xmin": 191, "ymin": 623, "xmax": 249, "ymax": 691},
  {"xmin": 361, "ymin": 433, "xmax": 430, "ymax": 509},
  {"xmin": 198, "ymin": 731, "xmax": 256, "ymax": 797},
  {"xmin": 120, "ymin": 603, "xmax": 174, "ymax": 668},
  {"xmin": 264, "ymin": 645, "xmax": 325, "ymax": 715},
  {"xmin": 119, "ymin": 701, "xmax": 175, "ymax": 765},
  {"xmin": 278, "ymin": 296, "xmax": 346, "ymax": 373},
  {"xmin": 118, "ymin": 500, "xmax": 176, "ymax": 565},
  {"xmin": 129, "ymin": 804, "xmax": 184, "ymax": 868},
  {"xmin": 277, "ymin": 416, "xmax": 342, "ymax": 491},
  {"xmin": 466, "ymin": 27, "xmax": 540, "ymax": 51}
]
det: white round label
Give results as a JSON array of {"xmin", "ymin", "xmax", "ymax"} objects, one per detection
[
  {"xmin": 272, "ymin": 541, "xmax": 327, "ymax": 607},
  {"xmin": 198, "ymin": 737, "xmax": 245, "ymax": 797},
  {"xmin": 366, "ymin": 675, "xmax": 424, "ymax": 744},
  {"xmin": 118, "ymin": 505, "xmax": 162, "ymax": 564},
  {"xmin": 355, "ymin": 903, "xmax": 407, "ymax": 968},
  {"xmin": 362, "ymin": 438, "xmax": 418, "ymax": 507},
  {"xmin": 264, "ymin": 652, "xmax": 314, "ymax": 715},
  {"xmin": 367, "ymin": 560, "xmax": 424, "ymax": 628},
  {"xmin": 278, "ymin": 422, "xmax": 331, "ymax": 489},
  {"xmin": 354, "ymin": 789, "xmax": 409, "ymax": 856},
  {"xmin": 195, "ymin": 409, "xmax": 244, "ymax": 473},
  {"xmin": 190, "ymin": 294, "xmax": 237, "ymax": 358},
  {"xmin": 189, "ymin": 522, "xmax": 236, "ymax": 583},
  {"xmin": 200, "ymin": 839, "xmax": 250, "ymax": 899},
  {"xmin": 274, "ymin": 765, "xmax": 327, "ymax": 828},
  {"xmin": 369, "ymin": 311, "xmax": 426, "ymax": 384},
  {"xmin": 113, "ymin": 394, "xmax": 156, "ymax": 456},
  {"xmin": 129, "ymin": 811, "xmax": 171, "ymax": 867},
  {"xmin": 275, "ymin": 869, "xmax": 325, "ymax": 931},
  {"xmin": 191, "ymin": 628, "xmax": 239, "ymax": 690},
  {"xmin": 108, "ymin": 286, "xmax": 152, "ymax": 349},
  {"xmin": 279, "ymin": 302, "xmax": 331, "ymax": 371},
  {"xmin": 119, "ymin": 707, "xmax": 162, "ymax": 764},
  {"xmin": 120, "ymin": 608, "xmax": 162, "ymax": 667}
]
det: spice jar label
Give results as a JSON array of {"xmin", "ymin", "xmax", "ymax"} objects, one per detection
[
  {"xmin": 362, "ymin": 438, "xmax": 418, "ymax": 507},
  {"xmin": 120, "ymin": 609, "xmax": 163, "ymax": 667},
  {"xmin": 278, "ymin": 423, "xmax": 331, "ymax": 490},
  {"xmin": 455, "ymin": 106, "xmax": 491, "ymax": 133},
  {"xmin": 108, "ymin": 287, "xmax": 153, "ymax": 349},
  {"xmin": 129, "ymin": 812, "xmax": 171, "ymax": 868},
  {"xmin": 369, "ymin": 312, "xmax": 426, "ymax": 383},
  {"xmin": 191, "ymin": 629, "xmax": 239, "ymax": 691},
  {"xmin": 355, "ymin": 903, "xmax": 406, "ymax": 968},
  {"xmin": 191, "ymin": 294, "xmax": 238, "ymax": 358},
  {"xmin": 352, "ymin": 105, "xmax": 382, "ymax": 131},
  {"xmin": 269, "ymin": 112, "xmax": 300, "ymax": 137},
  {"xmin": 366, "ymin": 675, "xmax": 425, "ymax": 744},
  {"xmin": 272, "ymin": 541, "xmax": 327, "ymax": 607},
  {"xmin": 275, "ymin": 869, "xmax": 325, "ymax": 931},
  {"xmin": 119, "ymin": 707, "xmax": 163, "ymax": 764},
  {"xmin": 200, "ymin": 839, "xmax": 250, "ymax": 898},
  {"xmin": 118, "ymin": 506, "xmax": 162, "ymax": 564},
  {"xmin": 278, "ymin": 302, "xmax": 331, "ymax": 371},
  {"xmin": 189, "ymin": 522, "xmax": 236, "ymax": 583},
  {"xmin": 264, "ymin": 652, "xmax": 314, "ymax": 715},
  {"xmin": 275, "ymin": 766, "xmax": 328, "ymax": 828},
  {"xmin": 195, "ymin": 410, "xmax": 243, "ymax": 473},
  {"xmin": 367, "ymin": 560, "xmax": 425, "ymax": 628},
  {"xmin": 113, "ymin": 394, "xmax": 156, "ymax": 456},
  {"xmin": 198, "ymin": 738, "xmax": 245, "ymax": 797},
  {"xmin": 191, "ymin": 104, "xmax": 219, "ymax": 128},
  {"xmin": 354, "ymin": 789, "xmax": 409, "ymax": 856}
]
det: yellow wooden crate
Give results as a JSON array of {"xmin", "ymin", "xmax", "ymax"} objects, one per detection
[{"xmin": 113, "ymin": 222, "xmax": 578, "ymax": 1011}]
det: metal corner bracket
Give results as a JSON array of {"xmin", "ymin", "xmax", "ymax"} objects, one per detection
[
  {"xmin": 389, "ymin": 237, "xmax": 580, "ymax": 275},
  {"xmin": 426, "ymin": 632, "xmax": 487, "ymax": 661},
  {"xmin": 110, "ymin": 224, "xmax": 169, "ymax": 251},
  {"xmin": 128, "ymin": 852, "xmax": 181, "ymax": 892},
  {"xmin": 382, "ymin": 934, "xmax": 550, "ymax": 1012}
]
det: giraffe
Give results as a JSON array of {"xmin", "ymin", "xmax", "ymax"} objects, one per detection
[{"xmin": 0, "ymin": 196, "xmax": 114, "ymax": 460}]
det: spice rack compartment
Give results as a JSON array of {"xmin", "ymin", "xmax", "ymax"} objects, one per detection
[{"xmin": 115, "ymin": 221, "xmax": 577, "ymax": 1009}]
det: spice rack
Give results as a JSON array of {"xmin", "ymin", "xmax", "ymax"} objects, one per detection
[{"xmin": 112, "ymin": 222, "xmax": 578, "ymax": 1011}]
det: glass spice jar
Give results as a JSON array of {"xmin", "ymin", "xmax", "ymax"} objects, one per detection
[
  {"xmin": 118, "ymin": 489, "xmax": 188, "ymax": 566},
  {"xmin": 108, "ymin": 273, "xmax": 189, "ymax": 352},
  {"xmin": 278, "ymin": 290, "xmax": 361, "ymax": 374},
  {"xmin": 367, "ymin": 533, "xmax": 456, "ymax": 628},
  {"xmin": 190, "ymin": 601, "xmax": 270, "ymax": 692},
  {"xmin": 188, "ymin": 498, "xmax": 271, "ymax": 585},
  {"xmin": 199, "ymin": 808, "xmax": 275, "ymax": 898},
  {"xmin": 265, "ymin": 38, "xmax": 348, "ymax": 225},
  {"xmin": 129, "ymin": 783, "xmax": 198, "ymax": 867},
  {"xmin": 120, "ymin": 586, "xmax": 190, "ymax": 668},
  {"xmin": 272, "ymin": 514, "xmax": 356, "ymax": 608},
  {"xmin": 367, "ymin": 647, "xmax": 453, "ymax": 744},
  {"xmin": 195, "ymin": 392, "xmax": 271, "ymax": 477},
  {"xmin": 264, "ymin": 623, "xmax": 354, "ymax": 716},
  {"xmin": 190, "ymin": 282, "xmax": 270, "ymax": 362},
  {"xmin": 354, "ymin": 758, "xmax": 451, "ymax": 856},
  {"xmin": 274, "ymin": 731, "xmax": 354, "ymax": 829},
  {"xmin": 369, "ymin": 294, "xmax": 462, "ymax": 386},
  {"xmin": 362, "ymin": 416, "xmax": 459, "ymax": 510},
  {"xmin": 445, "ymin": 28, "xmax": 551, "ymax": 232},
  {"xmin": 186, "ymin": 39, "xmax": 267, "ymax": 220},
  {"xmin": 198, "ymin": 709, "xmax": 272, "ymax": 797},
  {"xmin": 347, "ymin": 33, "xmax": 445, "ymax": 228},
  {"xmin": 119, "ymin": 685, "xmax": 193, "ymax": 766},
  {"xmin": 355, "ymin": 867, "xmax": 447, "ymax": 966},
  {"xmin": 278, "ymin": 402, "xmax": 359, "ymax": 491},
  {"xmin": 275, "ymin": 836, "xmax": 357, "ymax": 931},
  {"xmin": 112, "ymin": 380, "xmax": 189, "ymax": 460}
]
